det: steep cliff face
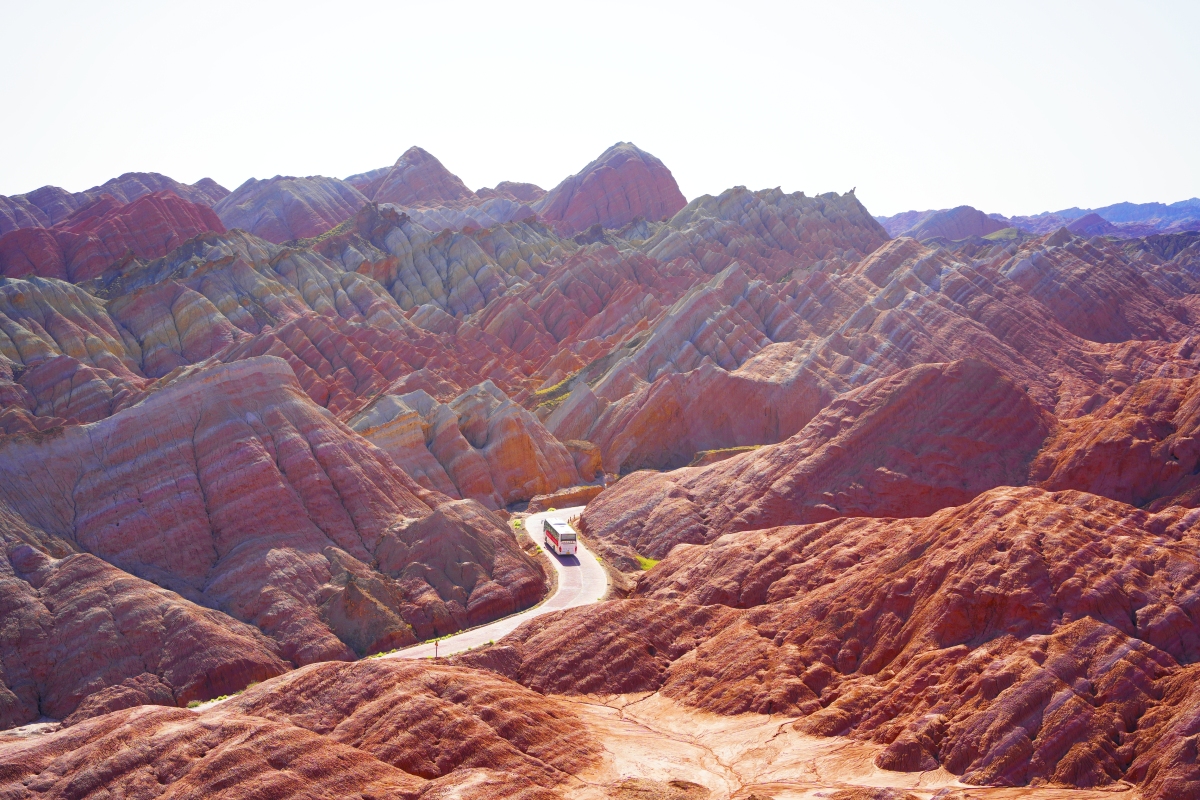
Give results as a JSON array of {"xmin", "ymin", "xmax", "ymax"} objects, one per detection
[
  {"xmin": 0, "ymin": 357, "xmax": 546, "ymax": 725},
  {"xmin": 535, "ymin": 142, "xmax": 687, "ymax": 235}
]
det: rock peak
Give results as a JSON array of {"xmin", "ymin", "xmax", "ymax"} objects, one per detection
[{"xmin": 534, "ymin": 142, "xmax": 687, "ymax": 234}]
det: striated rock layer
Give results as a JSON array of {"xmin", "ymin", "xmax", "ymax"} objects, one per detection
[
  {"xmin": 348, "ymin": 380, "xmax": 581, "ymax": 509},
  {"xmin": 0, "ymin": 172, "xmax": 228, "ymax": 236},
  {"xmin": 535, "ymin": 142, "xmax": 687, "ymax": 235},
  {"xmin": 0, "ymin": 660, "xmax": 588, "ymax": 798},
  {"xmin": 0, "ymin": 356, "xmax": 546, "ymax": 725},
  {"xmin": 214, "ymin": 175, "xmax": 368, "ymax": 243},
  {"xmin": 475, "ymin": 487, "xmax": 1200, "ymax": 798},
  {"xmin": 0, "ymin": 192, "xmax": 225, "ymax": 283}
]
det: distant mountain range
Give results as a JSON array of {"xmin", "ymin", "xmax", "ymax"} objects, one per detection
[{"xmin": 877, "ymin": 197, "xmax": 1200, "ymax": 241}]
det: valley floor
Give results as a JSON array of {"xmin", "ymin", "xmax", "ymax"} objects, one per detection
[{"xmin": 563, "ymin": 693, "xmax": 1137, "ymax": 800}]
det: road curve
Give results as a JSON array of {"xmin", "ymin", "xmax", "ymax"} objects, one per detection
[{"xmin": 389, "ymin": 505, "xmax": 607, "ymax": 660}]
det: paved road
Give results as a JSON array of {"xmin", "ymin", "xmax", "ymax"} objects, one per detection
[{"xmin": 389, "ymin": 506, "xmax": 608, "ymax": 660}]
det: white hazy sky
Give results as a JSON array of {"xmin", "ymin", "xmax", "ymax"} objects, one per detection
[{"xmin": 1, "ymin": 1, "xmax": 1197, "ymax": 217}]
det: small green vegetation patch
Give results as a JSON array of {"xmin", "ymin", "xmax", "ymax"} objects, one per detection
[{"xmin": 635, "ymin": 555, "xmax": 660, "ymax": 571}]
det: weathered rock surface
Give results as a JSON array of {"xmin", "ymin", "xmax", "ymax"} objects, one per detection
[
  {"xmin": 0, "ymin": 357, "xmax": 546, "ymax": 697},
  {"xmin": 214, "ymin": 175, "xmax": 368, "ymax": 243},
  {"xmin": 0, "ymin": 659, "xmax": 591, "ymax": 798},
  {"xmin": 224, "ymin": 659, "xmax": 598, "ymax": 785},
  {"xmin": 349, "ymin": 380, "xmax": 580, "ymax": 508},
  {"xmin": 580, "ymin": 360, "xmax": 1055, "ymax": 562},
  {"xmin": 1033, "ymin": 375, "xmax": 1200, "ymax": 509},
  {"xmin": 888, "ymin": 206, "xmax": 1009, "ymax": 241},
  {"xmin": 478, "ymin": 181, "xmax": 546, "ymax": 203},
  {"xmin": 0, "ymin": 192, "xmax": 225, "ymax": 282},
  {"xmin": 476, "ymin": 488, "xmax": 1200, "ymax": 796},
  {"xmin": 535, "ymin": 142, "xmax": 687, "ymax": 235},
  {"xmin": 347, "ymin": 146, "xmax": 476, "ymax": 208},
  {"xmin": 0, "ymin": 172, "xmax": 228, "ymax": 236},
  {"xmin": 526, "ymin": 484, "xmax": 604, "ymax": 512},
  {"xmin": 0, "ymin": 543, "xmax": 287, "ymax": 729},
  {"xmin": 554, "ymin": 230, "xmax": 1200, "ymax": 472}
]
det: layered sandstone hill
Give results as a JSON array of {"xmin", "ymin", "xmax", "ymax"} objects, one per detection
[
  {"xmin": 0, "ymin": 357, "xmax": 547, "ymax": 726},
  {"xmin": 214, "ymin": 175, "xmax": 368, "ymax": 242},
  {"xmin": 478, "ymin": 181, "xmax": 546, "ymax": 203},
  {"xmin": 580, "ymin": 360, "xmax": 1056, "ymax": 566},
  {"xmin": 467, "ymin": 487, "xmax": 1200, "ymax": 797},
  {"xmin": 0, "ymin": 172, "xmax": 227, "ymax": 236},
  {"xmin": 550, "ymin": 228, "xmax": 1200, "ymax": 473},
  {"xmin": 881, "ymin": 205, "xmax": 1010, "ymax": 241},
  {"xmin": 348, "ymin": 381, "xmax": 580, "ymax": 508},
  {"xmin": 534, "ymin": 142, "xmax": 687, "ymax": 235},
  {"xmin": 0, "ymin": 661, "xmax": 589, "ymax": 799},
  {"xmin": 346, "ymin": 146, "xmax": 477, "ymax": 208},
  {"xmin": 0, "ymin": 192, "xmax": 225, "ymax": 282}
]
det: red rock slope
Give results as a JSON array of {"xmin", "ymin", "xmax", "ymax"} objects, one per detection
[
  {"xmin": 0, "ymin": 192, "xmax": 226, "ymax": 282},
  {"xmin": 0, "ymin": 356, "xmax": 547, "ymax": 725},
  {"xmin": 534, "ymin": 142, "xmax": 687, "ymax": 235},
  {"xmin": 346, "ymin": 146, "xmax": 478, "ymax": 208},
  {"xmin": 473, "ymin": 487, "xmax": 1200, "ymax": 798},
  {"xmin": 580, "ymin": 359, "xmax": 1056, "ymax": 565},
  {"xmin": 0, "ymin": 172, "xmax": 228, "ymax": 236},
  {"xmin": 0, "ymin": 661, "xmax": 589, "ymax": 798}
]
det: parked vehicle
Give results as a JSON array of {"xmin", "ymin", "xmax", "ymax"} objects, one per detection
[{"xmin": 543, "ymin": 518, "xmax": 578, "ymax": 556}]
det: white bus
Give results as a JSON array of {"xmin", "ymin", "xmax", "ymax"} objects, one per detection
[{"xmin": 543, "ymin": 519, "xmax": 578, "ymax": 556}]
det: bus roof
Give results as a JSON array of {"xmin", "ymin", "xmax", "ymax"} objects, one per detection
[{"xmin": 546, "ymin": 519, "xmax": 574, "ymax": 533}]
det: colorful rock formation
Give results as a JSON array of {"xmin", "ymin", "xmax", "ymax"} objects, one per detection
[
  {"xmin": 534, "ymin": 142, "xmax": 687, "ymax": 235},
  {"xmin": 347, "ymin": 146, "xmax": 477, "ymax": 208},
  {"xmin": 0, "ymin": 172, "xmax": 228, "ymax": 236},
  {"xmin": 214, "ymin": 175, "xmax": 368, "ymax": 242},
  {"xmin": 0, "ymin": 356, "xmax": 546, "ymax": 724},
  {"xmin": 0, "ymin": 192, "xmax": 225, "ymax": 282},
  {"xmin": 1, "ymin": 661, "xmax": 589, "ymax": 798}
]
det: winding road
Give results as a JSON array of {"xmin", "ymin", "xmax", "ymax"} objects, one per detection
[{"xmin": 389, "ymin": 506, "xmax": 608, "ymax": 660}]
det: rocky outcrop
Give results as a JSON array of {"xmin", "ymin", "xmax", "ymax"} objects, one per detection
[
  {"xmin": 214, "ymin": 175, "xmax": 368, "ymax": 243},
  {"xmin": 553, "ymin": 230, "xmax": 1200, "ymax": 473},
  {"xmin": 0, "ymin": 173, "xmax": 227, "ymax": 236},
  {"xmin": 0, "ymin": 357, "xmax": 547, "ymax": 700},
  {"xmin": 312, "ymin": 203, "xmax": 570, "ymax": 317},
  {"xmin": 349, "ymin": 381, "xmax": 579, "ymax": 509},
  {"xmin": 580, "ymin": 360, "xmax": 1054, "ymax": 564},
  {"xmin": 535, "ymin": 142, "xmax": 687, "ymax": 235},
  {"xmin": 347, "ymin": 146, "xmax": 476, "ymax": 208},
  {"xmin": 0, "ymin": 192, "xmax": 225, "ymax": 282},
  {"xmin": 642, "ymin": 185, "xmax": 890, "ymax": 281},
  {"xmin": 526, "ymin": 484, "xmax": 604, "ymax": 512}
]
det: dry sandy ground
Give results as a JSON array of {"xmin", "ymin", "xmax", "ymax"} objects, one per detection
[{"xmin": 557, "ymin": 693, "xmax": 1139, "ymax": 800}]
